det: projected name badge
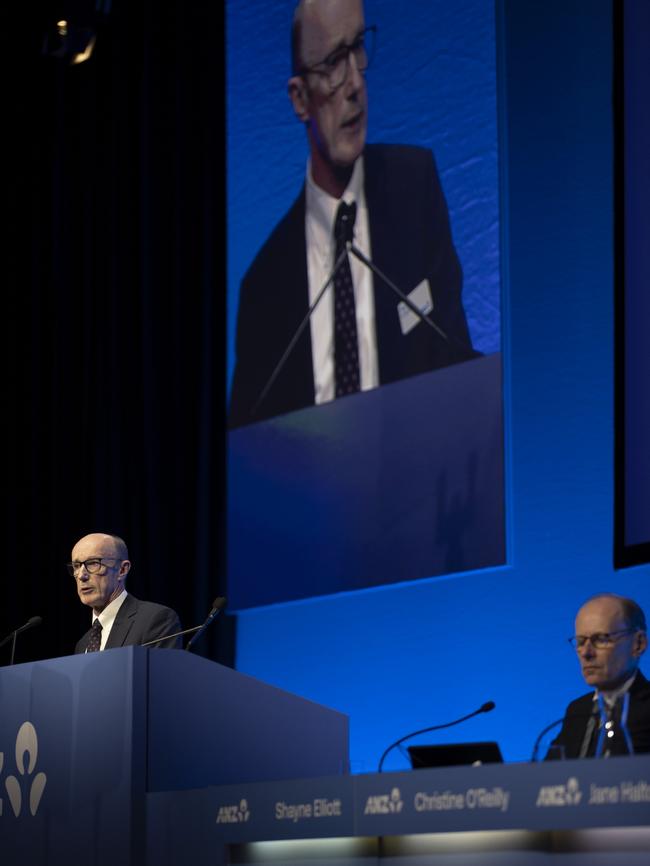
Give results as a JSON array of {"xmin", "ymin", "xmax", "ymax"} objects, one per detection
[{"xmin": 397, "ymin": 279, "xmax": 434, "ymax": 335}]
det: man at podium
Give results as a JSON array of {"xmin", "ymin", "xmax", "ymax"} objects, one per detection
[
  {"xmin": 228, "ymin": 0, "xmax": 475, "ymax": 428},
  {"xmin": 69, "ymin": 532, "xmax": 182, "ymax": 652}
]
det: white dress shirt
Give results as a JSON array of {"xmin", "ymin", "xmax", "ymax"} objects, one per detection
[
  {"xmin": 90, "ymin": 589, "xmax": 128, "ymax": 651},
  {"xmin": 304, "ymin": 156, "xmax": 379, "ymax": 404}
]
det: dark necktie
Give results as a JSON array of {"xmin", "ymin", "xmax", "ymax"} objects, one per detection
[
  {"xmin": 333, "ymin": 201, "xmax": 360, "ymax": 397},
  {"xmin": 86, "ymin": 619, "xmax": 102, "ymax": 653}
]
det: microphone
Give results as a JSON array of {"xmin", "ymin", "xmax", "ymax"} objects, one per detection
[
  {"xmin": 0, "ymin": 616, "xmax": 43, "ymax": 665},
  {"xmin": 140, "ymin": 598, "xmax": 227, "ymax": 649},
  {"xmin": 335, "ymin": 201, "xmax": 476, "ymax": 354},
  {"xmin": 348, "ymin": 242, "xmax": 478, "ymax": 360},
  {"xmin": 185, "ymin": 596, "xmax": 227, "ymax": 652},
  {"xmin": 530, "ymin": 708, "xmax": 600, "ymax": 762},
  {"xmin": 377, "ymin": 700, "xmax": 496, "ymax": 772},
  {"xmin": 530, "ymin": 717, "xmax": 564, "ymax": 762},
  {"xmin": 140, "ymin": 624, "xmax": 206, "ymax": 648}
]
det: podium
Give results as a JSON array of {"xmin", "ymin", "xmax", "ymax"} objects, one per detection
[
  {"xmin": 228, "ymin": 353, "xmax": 505, "ymax": 608},
  {"xmin": 0, "ymin": 647, "xmax": 349, "ymax": 866}
]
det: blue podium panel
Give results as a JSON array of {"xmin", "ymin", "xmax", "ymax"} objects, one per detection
[
  {"xmin": 146, "ymin": 649, "xmax": 349, "ymax": 790},
  {"xmin": 227, "ymin": 353, "xmax": 505, "ymax": 608},
  {"xmin": 0, "ymin": 648, "xmax": 147, "ymax": 866},
  {"xmin": 0, "ymin": 647, "xmax": 349, "ymax": 866}
]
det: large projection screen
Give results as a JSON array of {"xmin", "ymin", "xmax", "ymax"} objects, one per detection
[{"xmin": 226, "ymin": 0, "xmax": 505, "ymax": 608}]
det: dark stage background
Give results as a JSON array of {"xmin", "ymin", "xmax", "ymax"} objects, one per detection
[
  {"xmin": 3, "ymin": 0, "xmax": 649, "ymax": 771},
  {"xmin": 4, "ymin": 1, "xmax": 230, "ymax": 664}
]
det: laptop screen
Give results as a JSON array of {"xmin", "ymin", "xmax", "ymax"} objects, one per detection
[{"xmin": 407, "ymin": 741, "xmax": 503, "ymax": 769}]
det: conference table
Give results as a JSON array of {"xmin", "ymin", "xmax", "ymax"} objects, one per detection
[
  {"xmin": 2, "ymin": 648, "xmax": 648, "ymax": 865},
  {"xmin": 149, "ymin": 752, "xmax": 650, "ymax": 865}
]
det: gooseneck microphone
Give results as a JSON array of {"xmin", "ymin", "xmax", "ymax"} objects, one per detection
[
  {"xmin": 185, "ymin": 596, "xmax": 227, "ymax": 652},
  {"xmin": 529, "ymin": 708, "xmax": 602, "ymax": 762},
  {"xmin": 140, "ymin": 624, "xmax": 207, "ymax": 648},
  {"xmin": 0, "ymin": 616, "xmax": 43, "ymax": 644},
  {"xmin": 530, "ymin": 717, "xmax": 564, "ymax": 762},
  {"xmin": 140, "ymin": 598, "xmax": 227, "ymax": 649},
  {"xmin": 377, "ymin": 700, "xmax": 496, "ymax": 773},
  {"xmin": 0, "ymin": 616, "xmax": 43, "ymax": 665}
]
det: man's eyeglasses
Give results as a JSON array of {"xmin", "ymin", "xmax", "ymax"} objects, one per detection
[
  {"xmin": 67, "ymin": 558, "xmax": 120, "ymax": 576},
  {"xmin": 568, "ymin": 629, "xmax": 637, "ymax": 650},
  {"xmin": 299, "ymin": 26, "xmax": 376, "ymax": 93}
]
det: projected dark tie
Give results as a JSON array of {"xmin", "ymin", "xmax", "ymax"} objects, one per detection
[
  {"xmin": 86, "ymin": 619, "xmax": 102, "ymax": 652},
  {"xmin": 333, "ymin": 201, "xmax": 360, "ymax": 397}
]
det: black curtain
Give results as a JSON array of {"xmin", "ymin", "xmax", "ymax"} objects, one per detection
[{"xmin": 4, "ymin": 1, "xmax": 230, "ymax": 663}]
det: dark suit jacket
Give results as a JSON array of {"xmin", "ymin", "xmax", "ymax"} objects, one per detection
[
  {"xmin": 75, "ymin": 593, "xmax": 182, "ymax": 652},
  {"xmin": 550, "ymin": 670, "xmax": 650, "ymax": 758},
  {"xmin": 229, "ymin": 143, "xmax": 476, "ymax": 428}
]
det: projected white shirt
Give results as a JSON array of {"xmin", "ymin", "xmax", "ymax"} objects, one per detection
[{"xmin": 304, "ymin": 155, "xmax": 379, "ymax": 404}]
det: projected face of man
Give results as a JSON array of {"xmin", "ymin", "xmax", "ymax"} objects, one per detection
[
  {"xmin": 574, "ymin": 596, "xmax": 647, "ymax": 692},
  {"xmin": 288, "ymin": 0, "xmax": 368, "ymax": 199}
]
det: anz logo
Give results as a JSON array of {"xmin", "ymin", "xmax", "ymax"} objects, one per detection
[
  {"xmin": 216, "ymin": 798, "xmax": 251, "ymax": 824},
  {"xmin": 0, "ymin": 722, "xmax": 47, "ymax": 818},
  {"xmin": 364, "ymin": 787, "xmax": 404, "ymax": 815},
  {"xmin": 536, "ymin": 776, "xmax": 582, "ymax": 808}
]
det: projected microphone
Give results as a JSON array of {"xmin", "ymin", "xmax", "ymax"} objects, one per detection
[
  {"xmin": 377, "ymin": 701, "xmax": 496, "ymax": 772},
  {"xmin": 185, "ymin": 596, "xmax": 227, "ymax": 652},
  {"xmin": 0, "ymin": 616, "xmax": 43, "ymax": 665},
  {"xmin": 250, "ymin": 202, "xmax": 476, "ymax": 421},
  {"xmin": 340, "ymin": 204, "xmax": 476, "ymax": 359},
  {"xmin": 250, "ymin": 242, "xmax": 352, "ymax": 421}
]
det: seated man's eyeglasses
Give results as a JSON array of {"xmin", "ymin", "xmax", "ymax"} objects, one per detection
[
  {"xmin": 67, "ymin": 558, "xmax": 121, "ymax": 576},
  {"xmin": 568, "ymin": 629, "xmax": 637, "ymax": 650},
  {"xmin": 299, "ymin": 26, "xmax": 376, "ymax": 94}
]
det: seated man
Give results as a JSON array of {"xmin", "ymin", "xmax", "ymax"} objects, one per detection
[
  {"xmin": 69, "ymin": 532, "xmax": 182, "ymax": 652},
  {"xmin": 550, "ymin": 593, "xmax": 649, "ymax": 758}
]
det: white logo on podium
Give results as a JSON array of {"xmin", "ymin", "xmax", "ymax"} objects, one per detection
[
  {"xmin": 1, "ymin": 721, "xmax": 47, "ymax": 817},
  {"xmin": 536, "ymin": 776, "xmax": 582, "ymax": 807},
  {"xmin": 216, "ymin": 797, "xmax": 251, "ymax": 823},
  {"xmin": 364, "ymin": 786, "xmax": 404, "ymax": 815}
]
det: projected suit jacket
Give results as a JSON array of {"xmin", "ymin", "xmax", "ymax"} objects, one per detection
[
  {"xmin": 228, "ymin": 144, "xmax": 475, "ymax": 429},
  {"xmin": 550, "ymin": 669, "xmax": 650, "ymax": 758},
  {"xmin": 74, "ymin": 593, "xmax": 182, "ymax": 652}
]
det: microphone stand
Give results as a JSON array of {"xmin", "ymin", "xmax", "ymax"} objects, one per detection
[
  {"xmin": 530, "ymin": 717, "xmax": 564, "ymax": 762},
  {"xmin": 140, "ymin": 624, "xmax": 204, "ymax": 648},
  {"xmin": 377, "ymin": 702, "xmax": 495, "ymax": 772},
  {"xmin": 0, "ymin": 631, "xmax": 17, "ymax": 650},
  {"xmin": 0, "ymin": 617, "xmax": 43, "ymax": 665}
]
